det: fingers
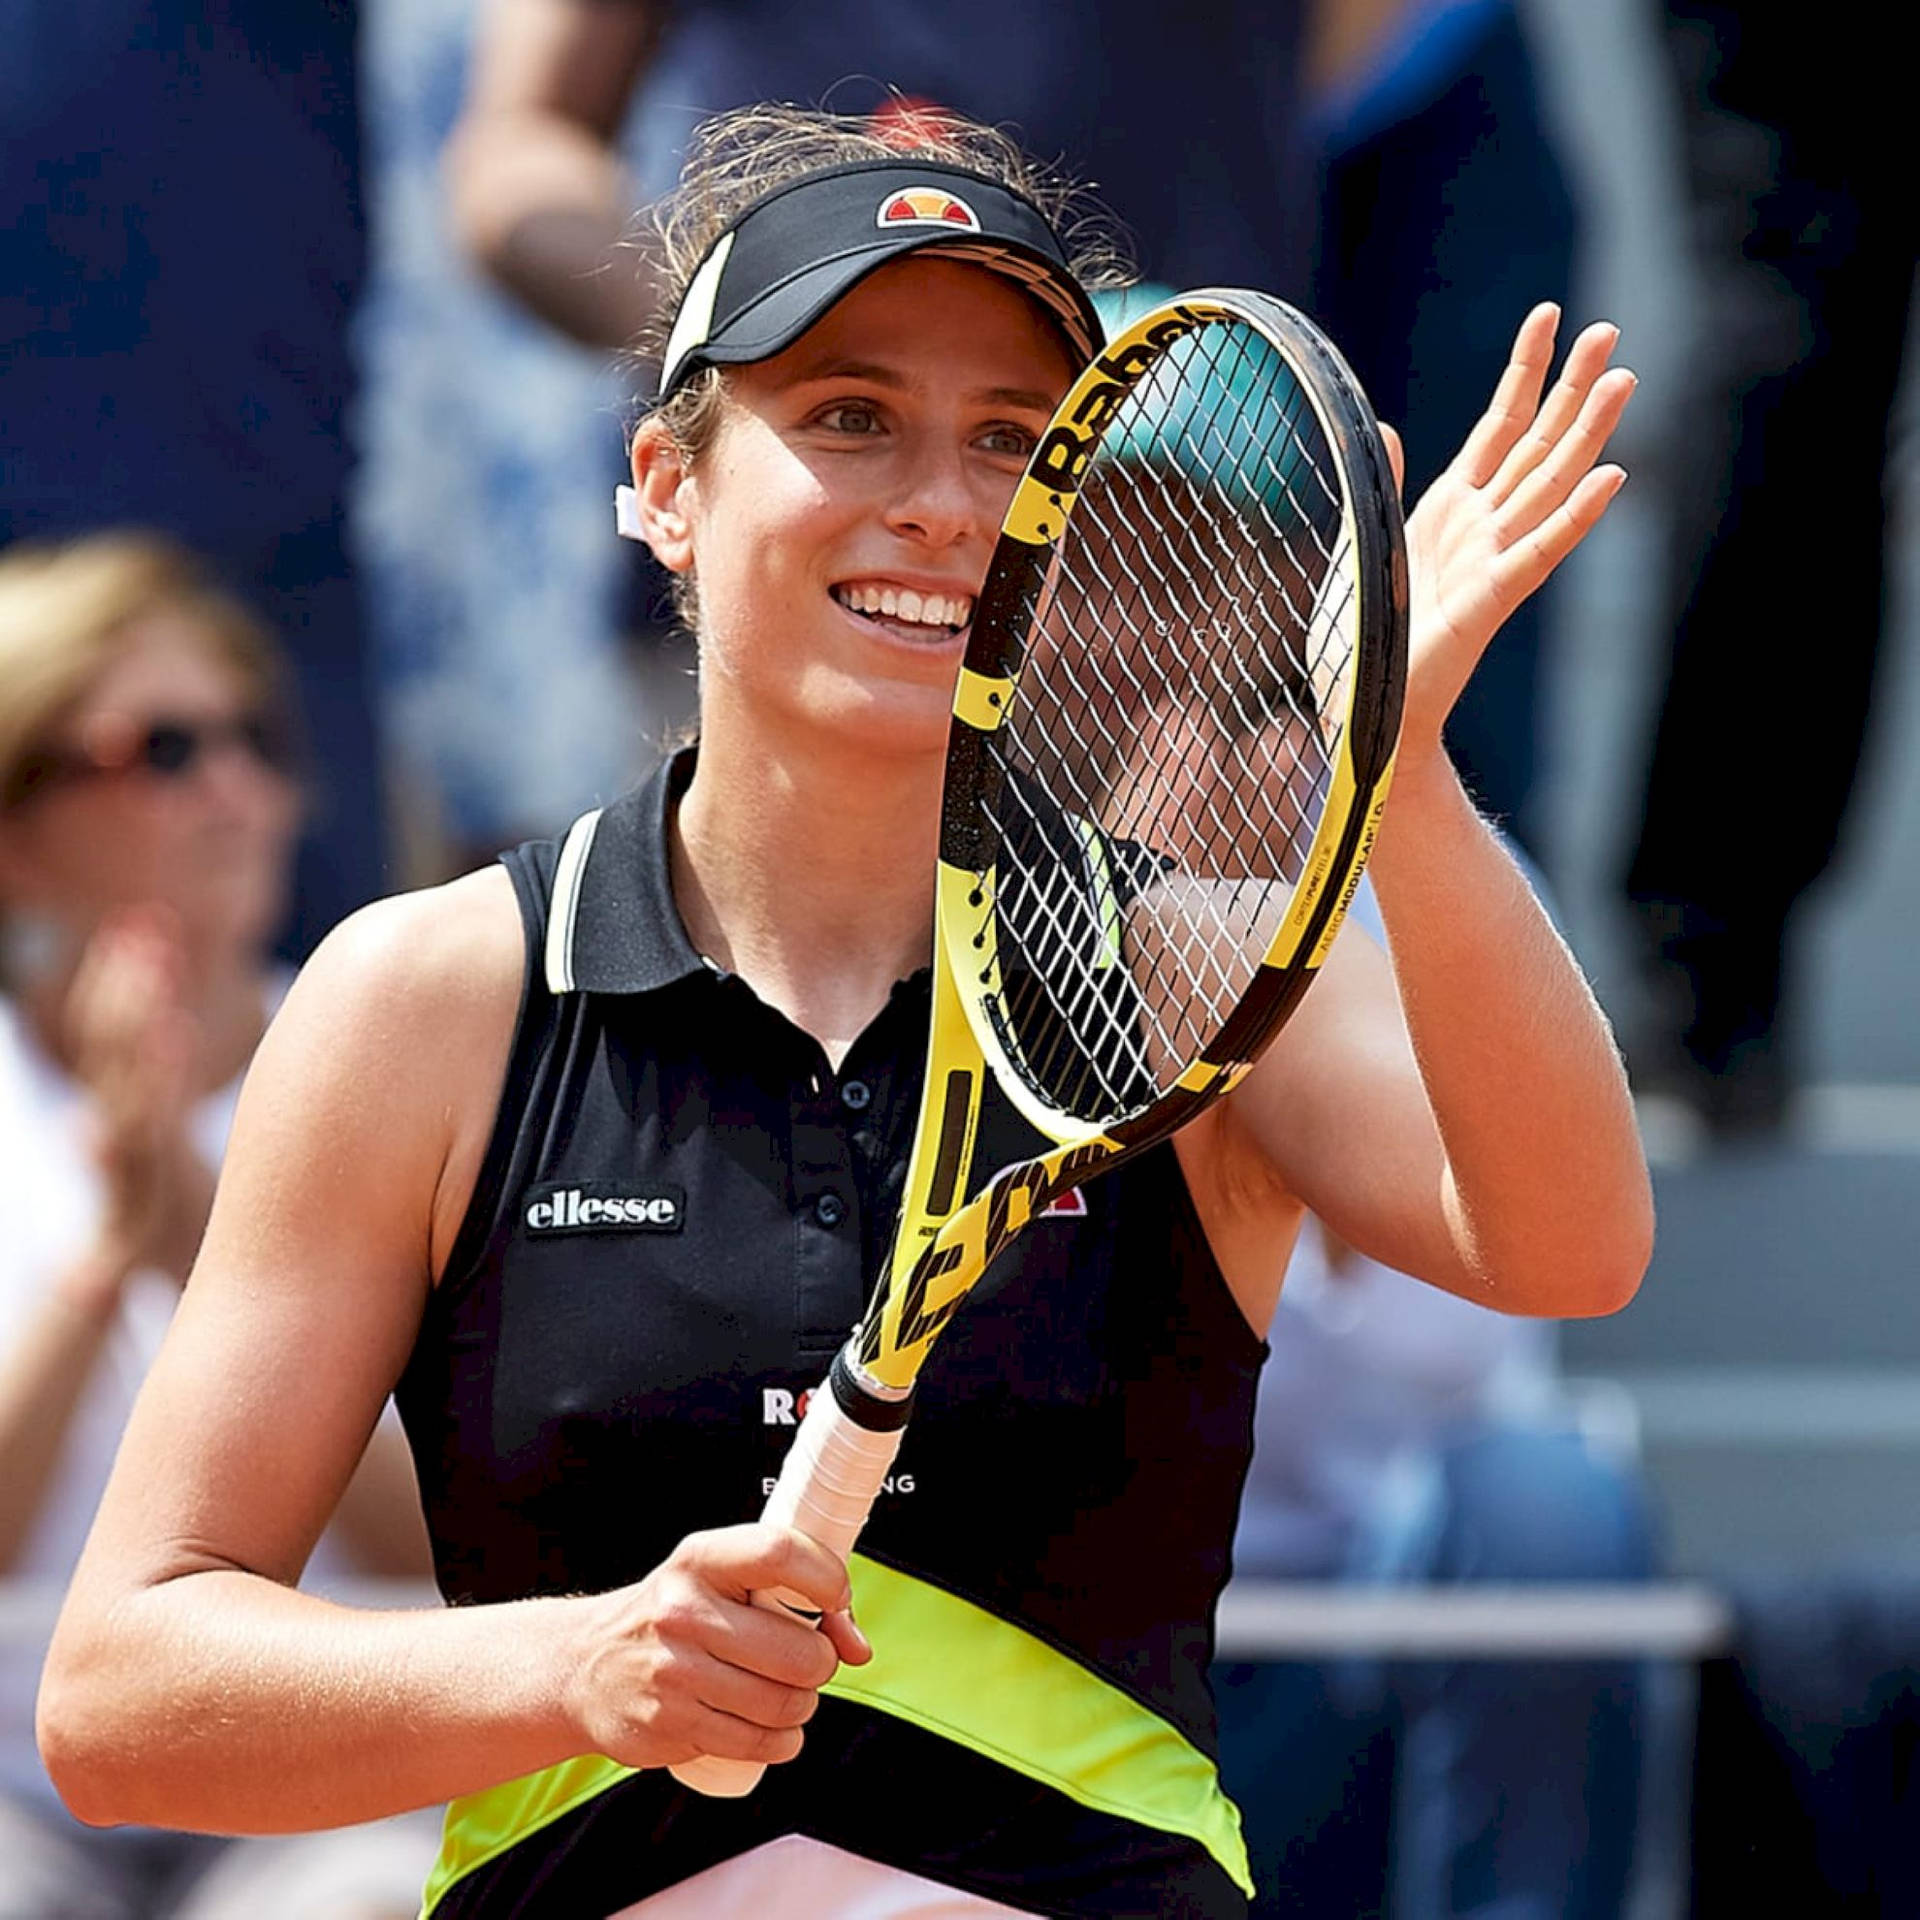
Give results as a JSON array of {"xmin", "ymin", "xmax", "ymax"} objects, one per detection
[
  {"xmin": 67, "ymin": 910, "xmax": 187, "ymax": 1084},
  {"xmin": 649, "ymin": 1645, "xmax": 815, "ymax": 1770},
  {"xmin": 681, "ymin": 1522, "xmax": 854, "ymax": 1619},
  {"xmin": 666, "ymin": 1583, "xmax": 866, "ymax": 1766},
  {"xmin": 1379, "ymin": 422, "xmax": 1406, "ymax": 499},
  {"xmin": 1502, "ymin": 464, "xmax": 1628, "ymax": 599},
  {"xmin": 1492, "ymin": 363, "xmax": 1634, "ymax": 553},
  {"xmin": 572, "ymin": 1527, "xmax": 864, "ymax": 1773},
  {"xmin": 1485, "ymin": 321, "xmax": 1623, "ymax": 511},
  {"xmin": 821, "ymin": 1605, "xmax": 873, "ymax": 1667},
  {"xmin": 673, "ymin": 1525, "xmax": 864, "ymax": 1742},
  {"xmin": 683, "ymin": 1639, "xmax": 829, "ymax": 1735},
  {"xmin": 1450, "ymin": 302, "xmax": 1561, "ymax": 490}
]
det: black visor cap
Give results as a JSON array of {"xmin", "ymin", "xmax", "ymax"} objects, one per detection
[{"xmin": 653, "ymin": 159, "xmax": 1104, "ymax": 402}]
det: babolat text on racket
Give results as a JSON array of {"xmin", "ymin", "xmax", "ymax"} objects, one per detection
[{"xmin": 673, "ymin": 287, "xmax": 1407, "ymax": 1796}]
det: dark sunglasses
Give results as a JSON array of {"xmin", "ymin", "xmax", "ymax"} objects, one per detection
[{"xmin": 6, "ymin": 711, "xmax": 296, "ymax": 809}]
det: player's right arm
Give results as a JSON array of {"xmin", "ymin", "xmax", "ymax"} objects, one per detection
[
  {"xmin": 444, "ymin": 0, "xmax": 670, "ymax": 347},
  {"xmin": 37, "ymin": 869, "xmax": 864, "ymax": 1837}
]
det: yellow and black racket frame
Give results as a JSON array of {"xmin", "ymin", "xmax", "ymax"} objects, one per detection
[{"xmin": 845, "ymin": 288, "xmax": 1408, "ymax": 1406}]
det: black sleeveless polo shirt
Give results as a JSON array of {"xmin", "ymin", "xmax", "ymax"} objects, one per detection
[{"xmin": 396, "ymin": 753, "xmax": 1265, "ymax": 1917}]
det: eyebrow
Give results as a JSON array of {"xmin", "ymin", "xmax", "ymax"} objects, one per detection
[{"xmin": 789, "ymin": 358, "xmax": 1059, "ymax": 415}]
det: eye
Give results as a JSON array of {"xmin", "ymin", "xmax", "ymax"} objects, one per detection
[
  {"xmin": 977, "ymin": 422, "xmax": 1039, "ymax": 460},
  {"xmin": 815, "ymin": 399, "xmax": 885, "ymax": 435}
]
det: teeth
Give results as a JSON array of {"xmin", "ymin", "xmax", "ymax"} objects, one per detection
[{"xmin": 834, "ymin": 585, "xmax": 975, "ymax": 629}]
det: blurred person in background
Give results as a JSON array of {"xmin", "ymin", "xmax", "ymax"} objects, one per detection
[
  {"xmin": 0, "ymin": 535, "xmax": 436, "ymax": 1920},
  {"xmin": 0, "ymin": 2, "xmax": 389, "ymax": 955},
  {"xmin": 1213, "ymin": 893, "xmax": 1656, "ymax": 1920},
  {"xmin": 1306, "ymin": 0, "xmax": 1579, "ymax": 863},
  {"xmin": 1219, "ymin": 1221, "xmax": 1654, "ymax": 1920},
  {"xmin": 1622, "ymin": 2, "xmax": 1917, "ymax": 1137},
  {"xmin": 444, "ymin": 0, "xmax": 1311, "ymax": 351}
]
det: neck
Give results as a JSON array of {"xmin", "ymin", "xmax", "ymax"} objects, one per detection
[{"xmin": 674, "ymin": 705, "xmax": 944, "ymax": 1062}]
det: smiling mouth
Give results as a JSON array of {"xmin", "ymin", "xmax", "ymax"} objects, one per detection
[{"xmin": 831, "ymin": 582, "xmax": 975, "ymax": 638}]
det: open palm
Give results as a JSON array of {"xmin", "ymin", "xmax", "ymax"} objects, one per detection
[{"xmin": 1386, "ymin": 304, "xmax": 1635, "ymax": 760}]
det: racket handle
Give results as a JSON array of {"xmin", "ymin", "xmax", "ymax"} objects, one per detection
[{"xmin": 670, "ymin": 1362, "xmax": 908, "ymax": 1798}]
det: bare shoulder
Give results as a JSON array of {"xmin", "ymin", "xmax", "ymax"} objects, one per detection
[
  {"xmin": 284, "ymin": 864, "xmax": 524, "ymax": 1036},
  {"xmin": 233, "ymin": 865, "xmax": 528, "ymax": 1279}
]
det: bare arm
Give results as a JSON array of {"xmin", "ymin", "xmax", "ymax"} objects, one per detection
[
  {"xmin": 0, "ymin": 1256, "xmax": 131, "ymax": 1572},
  {"xmin": 0, "ymin": 915, "xmax": 208, "ymax": 1569},
  {"xmin": 38, "ymin": 870, "xmax": 865, "ymax": 1833},
  {"xmin": 1304, "ymin": 0, "xmax": 1415, "ymax": 96},
  {"xmin": 1199, "ymin": 307, "xmax": 1653, "ymax": 1324},
  {"xmin": 444, "ymin": 0, "xmax": 669, "ymax": 347}
]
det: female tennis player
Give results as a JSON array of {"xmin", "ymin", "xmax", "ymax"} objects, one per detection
[{"xmin": 40, "ymin": 107, "xmax": 1651, "ymax": 1919}]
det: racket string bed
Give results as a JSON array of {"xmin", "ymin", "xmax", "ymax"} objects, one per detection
[{"xmin": 980, "ymin": 315, "xmax": 1364, "ymax": 1119}]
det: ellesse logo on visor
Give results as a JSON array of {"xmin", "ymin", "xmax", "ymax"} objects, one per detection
[{"xmin": 876, "ymin": 187, "xmax": 982, "ymax": 231}]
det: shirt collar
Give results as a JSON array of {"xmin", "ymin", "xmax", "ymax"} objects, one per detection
[{"xmin": 543, "ymin": 748, "xmax": 707, "ymax": 996}]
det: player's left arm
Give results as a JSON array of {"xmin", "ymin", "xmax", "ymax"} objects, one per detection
[{"xmin": 1217, "ymin": 304, "xmax": 1653, "ymax": 1319}]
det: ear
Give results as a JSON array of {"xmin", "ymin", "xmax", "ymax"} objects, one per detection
[{"xmin": 629, "ymin": 420, "xmax": 697, "ymax": 576}]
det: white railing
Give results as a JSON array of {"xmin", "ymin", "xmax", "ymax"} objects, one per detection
[
  {"xmin": 1214, "ymin": 1580, "xmax": 1733, "ymax": 1660},
  {"xmin": 5, "ymin": 1577, "xmax": 1732, "ymax": 1660}
]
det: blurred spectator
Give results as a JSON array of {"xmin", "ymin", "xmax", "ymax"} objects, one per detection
[
  {"xmin": 446, "ymin": 0, "xmax": 1313, "ymax": 348},
  {"xmin": 0, "ymin": 535, "xmax": 435, "ymax": 1920},
  {"xmin": 1307, "ymin": 0, "xmax": 1579, "ymax": 860},
  {"xmin": 1213, "ymin": 885, "xmax": 1657, "ymax": 1920},
  {"xmin": 1622, "ymin": 3, "xmax": 1917, "ymax": 1136},
  {"xmin": 357, "ymin": 0, "xmax": 654, "ymax": 870},
  {"xmin": 0, "ymin": 2, "xmax": 389, "ymax": 954}
]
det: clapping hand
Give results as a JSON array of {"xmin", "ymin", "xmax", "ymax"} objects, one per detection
[
  {"xmin": 66, "ymin": 909, "xmax": 214, "ymax": 1291},
  {"xmin": 1386, "ymin": 304, "xmax": 1635, "ymax": 767}
]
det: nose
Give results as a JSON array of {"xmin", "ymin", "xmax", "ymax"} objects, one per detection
[
  {"xmin": 882, "ymin": 433, "xmax": 986, "ymax": 549},
  {"xmin": 192, "ymin": 729, "xmax": 294, "ymax": 822}
]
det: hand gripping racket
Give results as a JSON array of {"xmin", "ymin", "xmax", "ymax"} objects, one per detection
[{"xmin": 673, "ymin": 288, "xmax": 1406, "ymax": 1795}]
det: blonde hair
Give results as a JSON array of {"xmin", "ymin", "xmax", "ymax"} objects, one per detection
[
  {"xmin": 0, "ymin": 532, "xmax": 284, "ymax": 812},
  {"xmin": 633, "ymin": 102, "xmax": 1133, "ymax": 631}
]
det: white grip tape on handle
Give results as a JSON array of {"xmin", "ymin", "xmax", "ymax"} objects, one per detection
[{"xmin": 670, "ymin": 1383, "xmax": 905, "ymax": 1797}]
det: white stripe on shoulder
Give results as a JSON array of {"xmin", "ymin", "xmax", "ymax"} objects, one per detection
[{"xmin": 544, "ymin": 808, "xmax": 603, "ymax": 995}]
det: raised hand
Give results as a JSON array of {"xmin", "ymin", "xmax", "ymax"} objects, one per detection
[{"xmin": 1389, "ymin": 304, "xmax": 1635, "ymax": 763}]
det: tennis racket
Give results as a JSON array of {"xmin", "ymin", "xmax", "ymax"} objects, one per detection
[{"xmin": 673, "ymin": 287, "xmax": 1406, "ymax": 1796}]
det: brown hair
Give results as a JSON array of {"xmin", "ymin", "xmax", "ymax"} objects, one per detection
[
  {"xmin": 632, "ymin": 102, "xmax": 1132, "ymax": 631},
  {"xmin": 0, "ymin": 532, "xmax": 286, "ymax": 812}
]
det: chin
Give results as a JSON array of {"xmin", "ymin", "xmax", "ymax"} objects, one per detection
[
  {"xmin": 823, "ymin": 680, "xmax": 956, "ymax": 762},
  {"xmin": 752, "ymin": 656, "xmax": 952, "ymax": 762},
  {"xmin": 182, "ymin": 874, "xmax": 289, "ymax": 964}
]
